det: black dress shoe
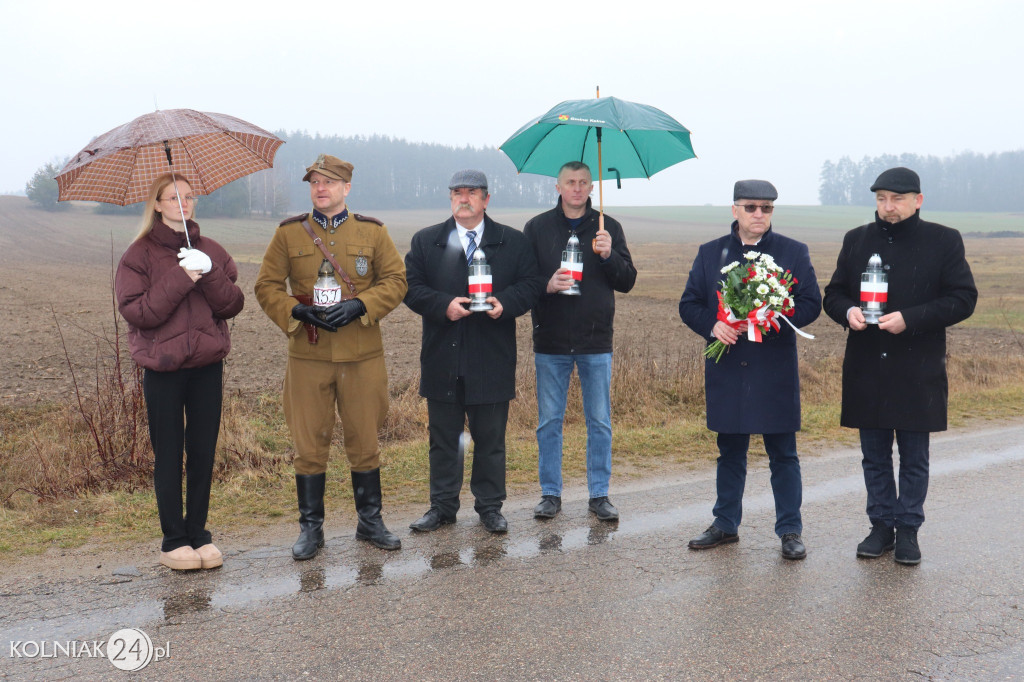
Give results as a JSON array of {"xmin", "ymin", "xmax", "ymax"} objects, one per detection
[
  {"xmin": 480, "ymin": 510, "xmax": 508, "ymax": 533},
  {"xmin": 588, "ymin": 497, "xmax": 619, "ymax": 521},
  {"xmin": 409, "ymin": 508, "xmax": 456, "ymax": 532},
  {"xmin": 534, "ymin": 495, "xmax": 561, "ymax": 519},
  {"xmin": 856, "ymin": 523, "xmax": 895, "ymax": 558},
  {"xmin": 688, "ymin": 524, "xmax": 739, "ymax": 550},
  {"xmin": 780, "ymin": 533, "xmax": 807, "ymax": 560}
]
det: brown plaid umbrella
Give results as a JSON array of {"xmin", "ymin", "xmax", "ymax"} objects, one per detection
[{"xmin": 56, "ymin": 109, "xmax": 284, "ymax": 206}]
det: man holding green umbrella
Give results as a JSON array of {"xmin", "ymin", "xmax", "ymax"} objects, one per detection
[{"xmin": 524, "ymin": 162, "xmax": 636, "ymax": 521}]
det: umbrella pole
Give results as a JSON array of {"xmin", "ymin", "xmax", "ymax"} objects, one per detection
[
  {"xmin": 595, "ymin": 85, "xmax": 604, "ymax": 228},
  {"xmin": 164, "ymin": 140, "xmax": 192, "ymax": 248},
  {"xmin": 596, "ymin": 127, "xmax": 604, "ymax": 228}
]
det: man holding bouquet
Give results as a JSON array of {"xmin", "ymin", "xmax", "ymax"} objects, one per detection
[{"xmin": 679, "ymin": 180, "xmax": 821, "ymax": 560}]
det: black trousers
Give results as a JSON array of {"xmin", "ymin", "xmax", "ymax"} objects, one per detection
[
  {"xmin": 426, "ymin": 379, "xmax": 508, "ymax": 517},
  {"xmin": 143, "ymin": 362, "xmax": 222, "ymax": 552}
]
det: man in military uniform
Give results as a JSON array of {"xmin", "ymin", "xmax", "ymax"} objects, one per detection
[{"xmin": 255, "ymin": 154, "xmax": 407, "ymax": 558}]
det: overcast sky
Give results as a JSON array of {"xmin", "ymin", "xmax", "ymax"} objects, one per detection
[{"xmin": 3, "ymin": 0, "xmax": 1021, "ymax": 206}]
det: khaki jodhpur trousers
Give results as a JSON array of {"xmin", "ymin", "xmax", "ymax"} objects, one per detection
[{"xmin": 283, "ymin": 355, "xmax": 388, "ymax": 475}]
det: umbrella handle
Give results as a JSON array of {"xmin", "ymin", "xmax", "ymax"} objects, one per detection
[{"xmin": 607, "ymin": 167, "xmax": 622, "ymax": 190}]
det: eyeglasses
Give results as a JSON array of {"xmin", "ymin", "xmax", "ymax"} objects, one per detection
[
  {"xmin": 735, "ymin": 203, "xmax": 774, "ymax": 214},
  {"xmin": 161, "ymin": 195, "xmax": 197, "ymax": 205}
]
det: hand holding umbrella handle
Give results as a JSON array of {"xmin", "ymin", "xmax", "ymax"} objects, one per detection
[{"xmin": 178, "ymin": 247, "xmax": 212, "ymax": 274}]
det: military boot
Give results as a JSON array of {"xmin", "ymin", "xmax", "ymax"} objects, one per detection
[
  {"xmin": 292, "ymin": 473, "xmax": 326, "ymax": 560},
  {"xmin": 352, "ymin": 468, "xmax": 401, "ymax": 551}
]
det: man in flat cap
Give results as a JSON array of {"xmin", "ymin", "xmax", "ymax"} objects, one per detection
[
  {"xmin": 823, "ymin": 167, "xmax": 976, "ymax": 565},
  {"xmin": 255, "ymin": 154, "xmax": 408, "ymax": 558},
  {"xmin": 679, "ymin": 180, "xmax": 820, "ymax": 560},
  {"xmin": 524, "ymin": 161, "xmax": 636, "ymax": 522},
  {"xmin": 403, "ymin": 170, "xmax": 541, "ymax": 533}
]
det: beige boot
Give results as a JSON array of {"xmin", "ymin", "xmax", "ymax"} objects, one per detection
[
  {"xmin": 159, "ymin": 546, "xmax": 202, "ymax": 570},
  {"xmin": 195, "ymin": 543, "xmax": 223, "ymax": 569}
]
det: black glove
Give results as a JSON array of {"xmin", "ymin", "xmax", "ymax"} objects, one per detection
[
  {"xmin": 292, "ymin": 303, "xmax": 337, "ymax": 332},
  {"xmin": 323, "ymin": 298, "xmax": 366, "ymax": 328}
]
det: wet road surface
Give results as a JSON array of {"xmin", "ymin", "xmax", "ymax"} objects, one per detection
[{"xmin": 3, "ymin": 423, "xmax": 1023, "ymax": 680}]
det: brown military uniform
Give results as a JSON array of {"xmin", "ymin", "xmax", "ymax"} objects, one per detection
[{"xmin": 255, "ymin": 211, "xmax": 407, "ymax": 474}]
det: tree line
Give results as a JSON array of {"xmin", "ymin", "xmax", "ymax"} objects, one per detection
[
  {"xmin": 818, "ymin": 150, "xmax": 1024, "ymax": 211},
  {"xmin": 26, "ymin": 132, "xmax": 555, "ymax": 216}
]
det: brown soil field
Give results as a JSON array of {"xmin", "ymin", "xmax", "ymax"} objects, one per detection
[{"xmin": 0, "ymin": 196, "xmax": 1018, "ymax": 406}]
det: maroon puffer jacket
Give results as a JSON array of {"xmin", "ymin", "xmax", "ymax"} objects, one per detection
[{"xmin": 115, "ymin": 220, "xmax": 244, "ymax": 372}]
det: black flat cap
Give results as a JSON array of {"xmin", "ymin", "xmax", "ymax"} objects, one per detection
[
  {"xmin": 870, "ymin": 167, "xmax": 920, "ymax": 194},
  {"xmin": 734, "ymin": 179, "xmax": 778, "ymax": 201}
]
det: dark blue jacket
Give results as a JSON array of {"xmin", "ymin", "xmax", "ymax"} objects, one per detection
[
  {"xmin": 679, "ymin": 224, "xmax": 821, "ymax": 434},
  {"xmin": 404, "ymin": 215, "xmax": 541, "ymax": 405}
]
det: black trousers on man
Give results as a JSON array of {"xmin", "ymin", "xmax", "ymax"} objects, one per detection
[
  {"xmin": 143, "ymin": 361, "xmax": 222, "ymax": 552},
  {"xmin": 426, "ymin": 378, "xmax": 508, "ymax": 518}
]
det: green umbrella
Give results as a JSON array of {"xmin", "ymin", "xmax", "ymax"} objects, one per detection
[{"xmin": 499, "ymin": 91, "xmax": 696, "ymax": 218}]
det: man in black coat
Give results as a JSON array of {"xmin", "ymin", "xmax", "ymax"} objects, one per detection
[
  {"xmin": 404, "ymin": 170, "xmax": 542, "ymax": 533},
  {"xmin": 524, "ymin": 162, "xmax": 637, "ymax": 522},
  {"xmin": 823, "ymin": 167, "xmax": 977, "ymax": 565},
  {"xmin": 679, "ymin": 180, "xmax": 821, "ymax": 560}
]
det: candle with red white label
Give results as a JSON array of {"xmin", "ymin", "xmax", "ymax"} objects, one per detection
[
  {"xmin": 467, "ymin": 248, "xmax": 494, "ymax": 312},
  {"xmin": 560, "ymin": 233, "xmax": 582, "ymax": 296},
  {"xmin": 860, "ymin": 253, "xmax": 887, "ymax": 324}
]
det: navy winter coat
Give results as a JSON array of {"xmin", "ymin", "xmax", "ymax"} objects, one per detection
[{"xmin": 679, "ymin": 225, "xmax": 821, "ymax": 434}]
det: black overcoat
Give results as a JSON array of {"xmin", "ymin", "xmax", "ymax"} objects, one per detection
[
  {"xmin": 404, "ymin": 215, "xmax": 541, "ymax": 405},
  {"xmin": 679, "ymin": 225, "xmax": 821, "ymax": 434},
  {"xmin": 822, "ymin": 212, "xmax": 977, "ymax": 431}
]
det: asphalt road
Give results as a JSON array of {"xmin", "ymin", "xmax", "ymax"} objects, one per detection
[{"xmin": 3, "ymin": 423, "xmax": 1023, "ymax": 681}]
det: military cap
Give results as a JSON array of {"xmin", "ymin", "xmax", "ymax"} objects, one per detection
[
  {"xmin": 448, "ymin": 169, "xmax": 488, "ymax": 192},
  {"xmin": 733, "ymin": 179, "xmax": 778, "ymax": 201},
  {"xmin": 303, "ymin": 154, "xmax": 354, "ymax": 182},
  {"xmin": 870, "ymin": 167, "xmax": 921, "ymax": 194}
]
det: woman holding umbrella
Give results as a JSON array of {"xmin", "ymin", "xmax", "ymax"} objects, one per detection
[{"xmin": 115, "ymin": 173, "xmax": 245, "ymax": 571}]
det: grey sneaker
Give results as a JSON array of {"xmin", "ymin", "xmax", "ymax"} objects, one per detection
[
  {"xmin": 588, "ymin": 497, "xmax": 619, "ymax": 521},
  {"xmin": 533, "ymin": 495, "xmax": 561, "ymax": 519}
]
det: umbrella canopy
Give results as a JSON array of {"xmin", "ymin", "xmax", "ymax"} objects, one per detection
[
  {"xmin": 499, "ymin": 96, "xmax": 696, "ymax": 180},
  {"xmin": 56, "ymin": 109, "xmax": 284, "ymax": 206}
]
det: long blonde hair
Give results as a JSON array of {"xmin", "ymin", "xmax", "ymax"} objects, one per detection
[{"xmin": 134, "ymin": 174, "xmax": 195, "ymax": 242}]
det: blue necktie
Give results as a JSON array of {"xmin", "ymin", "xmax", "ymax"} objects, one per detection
[{"xmin": 466, "ymin": 231, "xmax": 477, "ymax": 264}]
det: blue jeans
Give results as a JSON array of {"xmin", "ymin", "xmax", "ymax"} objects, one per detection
[
  {"xmin": 859, "ymin": 429, "xmax": 930, "ymax": 529},
  {"xmin": 535, "ymin": 352, "xmax": 613, "ymax": 499},
  {"xmin": 712, "ymin": 432, "xmax": 802, "ymax": 537}
]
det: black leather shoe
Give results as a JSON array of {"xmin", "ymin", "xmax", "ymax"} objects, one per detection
[
  {"xmin": 534, "ymin": 496, "xmax": 561, "ymax": 519},
  {"xmin": 856, "ymin": 523, "xmax": 895, "ymax": 558},
  {"xmin": 409, "ymin": 508, "xmax": 456, "ymax": 532},
  {"xmin": 688, "ymin": 524, "xmax": 739, "ymax": 550},
  {"xmin": 781, "ymin": 533, "xmax": 807, "ymax": 560},
  {"xmin": 894, "ymin": 525, "xmax": 921, "ymax": 565},
  {"xmin": 292, "ymin": 473, "xmax": 326, "ymax": 561},
  {"xmin": 480, "ymin": 510, "xmax": 508, "ymax": 533},
  {"xmin": 588, "ymin": 497, "xmax": 619, "ymax": 521}
]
